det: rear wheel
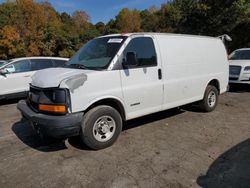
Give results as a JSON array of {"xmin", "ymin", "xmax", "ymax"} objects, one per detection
[
  {"xmin": 199, "ymin": 85, "xmax": 219, "ymax": 112},
  {"xmin": 80, "ymin": 105, "xmax": 122, "ymax": 150}
]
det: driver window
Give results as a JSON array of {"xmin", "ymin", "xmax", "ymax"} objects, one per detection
[{"xmin": 123, "ymin": 37, "xmax": 157, "ymax": 68}]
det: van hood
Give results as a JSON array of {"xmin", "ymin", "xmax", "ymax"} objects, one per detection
[{"xmin": 32, "ymin": 68, "xmax": 93, "ymax": 88}]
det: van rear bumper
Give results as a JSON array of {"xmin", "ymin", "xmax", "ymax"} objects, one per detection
[{"xmin": 17, "ymin": 100, "xmax": 83, "ymax": 138}]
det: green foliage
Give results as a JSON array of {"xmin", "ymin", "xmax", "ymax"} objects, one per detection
[
  {"xmin": 140, "ymin": 9, "xmax": 159, "ymax": 32},
  {"xmin": 0, "ymin": 0, "xmax": 249, "ymax": 59},
  {"xmin": 0, "ymin": 2, "xmax": 16, "ymax": 28}
]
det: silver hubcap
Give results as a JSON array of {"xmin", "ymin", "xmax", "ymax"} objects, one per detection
[
  {"xmin": 207, "ymin": 91, "xmax": 216, "ymax": 107},
  {"xmin": 93, "ymin": 116, "xmax": 116, "ymax": 142}
]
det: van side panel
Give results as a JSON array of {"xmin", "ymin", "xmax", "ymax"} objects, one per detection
[{"xmin": 155, "ymin": 35, "xmax": 228, "ymax": 110}]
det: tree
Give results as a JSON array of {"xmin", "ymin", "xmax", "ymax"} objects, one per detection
[
  {"xmin": 0, "ymin": 26, "xmax": 24, "ymax": 59},
  {"xmin": 140, "ymin": 9, "xmax": 159, "ymax": 32},
  {"xmin": 116, "ymin": 8, "xmax": 141, "ymax": 32},
  {"xmin": 0, "ymin": 2, "xmax": 16, "ymax": 28},
  {"xmin": 72, "ymin": 10, "xmax": 90, "ymax": 31},
  {"xmin": 95, "ymin": 22, "xmax": 105, "ymax": 34},
  {"xmin": 104, "ymin": 19, "xmax": 120, "ymax": 34},
  {"xmin": 158, "ymin": 2, "xmax": 183, "ymax": 32},
  {"xmin": 0, "ymin": 0, "xmax": 249, "ymax": 58},
  {"xmin": 157, "ymin": 0, "xmax": 250, "ymax": 50}
]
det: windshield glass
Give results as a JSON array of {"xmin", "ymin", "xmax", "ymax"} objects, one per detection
[
  {"xmin": 229, "ymin": 50, "xmax": 250, "ymax": 60},
  {"xmin": 67, "ymin": 36, "xmax": 127, "ymax": 70}
]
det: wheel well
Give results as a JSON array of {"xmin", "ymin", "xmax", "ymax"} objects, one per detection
[
  {"xmin": 208, "ymin": 79, "xmax": 220, "ymax": 93},
  {"xmin": 85, "ymin": 99, "xmax": 126, "ymax": 120}
]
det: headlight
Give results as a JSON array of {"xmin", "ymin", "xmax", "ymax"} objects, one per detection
[
  {"xmin": 244, "ymin": 66, "xmax": 250, "ymax": 71},
  {"xmin": 39, "ymin": 89, "xmax": 67, "ymax": 104},
  {"xmin": 29, "ymin": 86, "xmax": 70, "ymax": 114},
  {"xmin": 39, "ymin": 89, "xmax": 68, "ymax": 114}
]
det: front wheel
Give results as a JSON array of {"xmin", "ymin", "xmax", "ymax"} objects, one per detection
[
  {"xmin": 80, "ymin": 105, "xmax": 122, "ymax": 150},
  {"xmin": 199, "ymin": 85, "xmax": 219, "ymax": 112}
]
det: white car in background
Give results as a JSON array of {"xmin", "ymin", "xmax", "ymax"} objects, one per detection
[
  {"xmin": 0, "ymin": 57, "xmax": 69, "ymax": 100},
  {"xmin": 229, "ymin": 48, "xmax": 250, "ymax": 85}
]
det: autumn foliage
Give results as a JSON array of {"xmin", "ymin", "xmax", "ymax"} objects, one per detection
[
  {"xmin": 116, "ymin": 8, "xmax": 141, "ymax": 33},
  {"xmin": 0, "ymin": 0, "xmax": 249, "ymax": 59},
  {"xmin": 0, "ymin": 26, "xmax": 21, "ymax": 59}
]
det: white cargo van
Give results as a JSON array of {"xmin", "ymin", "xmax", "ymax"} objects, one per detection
[{"xmin": 18, "ymin": 33, "xmax": 229, "ymax": 150}]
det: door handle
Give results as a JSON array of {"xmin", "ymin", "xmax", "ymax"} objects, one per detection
[
  {"xmin": 158, "ymin": 69, "xmax": 162, "ymax": 80},
  {"xmin": 24, "ymin": 75, "xmax": 30, "ymax": 77}
]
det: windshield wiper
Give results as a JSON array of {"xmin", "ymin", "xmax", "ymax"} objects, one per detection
[
  {"xmin": 67, "ymin": 63, "xmax": 105, "ymax": 71},
  {"xmin": 68, "ymin": 64, "xmax": 88, "ymax": 70}
]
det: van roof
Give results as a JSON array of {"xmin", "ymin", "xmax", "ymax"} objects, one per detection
[{"xmin": 98, "ymin": 32, "xmax": 219, "ymax": 41}]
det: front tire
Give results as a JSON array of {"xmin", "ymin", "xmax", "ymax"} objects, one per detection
[
  {"xmin": 80, "ymin": 105, "xmax": 122, "ymax": 150},
  {"xmin": 199, "ymin": 85, "xmax": 219, "ymax": 112}
]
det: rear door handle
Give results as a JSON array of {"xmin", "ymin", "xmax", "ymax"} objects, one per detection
[
  {"xmin": 158, "ymin": 69, "xmax": 162, "ymax": 80},
  {"xmin": 24, "ymin": 75, "xmax": 30, "ymax": 78}
]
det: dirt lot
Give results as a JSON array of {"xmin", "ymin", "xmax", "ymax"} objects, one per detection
[{"xmin": 0, "ymin": 86, "xmax": 250, "ymax": 188}]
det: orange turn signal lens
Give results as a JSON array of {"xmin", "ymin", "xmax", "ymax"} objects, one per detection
[{"xmin": 39, "ymin": 104, "xmax": 66, "ymax": 113}]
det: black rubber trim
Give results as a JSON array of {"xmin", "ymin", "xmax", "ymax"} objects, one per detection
[
  {"xmin": 0, "ymin": 91, "xmax": 28, "ymax": 100},
  {"xmin": 17, "ymin": 100, "xmax": 83, "ymax": 138}
]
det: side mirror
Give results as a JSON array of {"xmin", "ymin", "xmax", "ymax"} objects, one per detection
[
  {"xmin": 123, "ymin": 52, "xmax": 138, "ymax": 68},
  {"xmin": 218, "ymin": 34, "xmax": 232, "ymax": 43},
  {"xmin": 225, "ymin": 35, "xmax": 232, "ymax": 42},
  {"xmin": 0, "ymin": 68, "xmax": 8, "ymax": 76}
]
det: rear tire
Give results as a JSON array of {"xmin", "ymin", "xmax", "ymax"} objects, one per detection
[
  {"xmin": 80, "ymin": 105, "xmax": 122, "ymax": 150},
  {"xmin": 199, "ymin": 85, "xmax": 219, "ymax": 112}
]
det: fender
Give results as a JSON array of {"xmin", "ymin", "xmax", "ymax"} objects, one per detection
[
  {"xmin": 82, "ymin": 95, "xmax": 127, "ymax": 120},
  {"xmin": 204, "ymin": 78, "xmax": 220, "ymax": 93}
]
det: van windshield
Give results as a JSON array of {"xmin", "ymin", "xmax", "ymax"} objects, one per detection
[
  {"xmin": 229, "ymin": 50, "xmax": 250, "ymax": 60},
  {"xmin": 67, "ymin": 36, "xmax": 127, "ymax": 70}
]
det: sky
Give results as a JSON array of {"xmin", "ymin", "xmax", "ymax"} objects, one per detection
[{"xmin": 0, "ymin": 0, "xmax": 167, "ymax": 24}]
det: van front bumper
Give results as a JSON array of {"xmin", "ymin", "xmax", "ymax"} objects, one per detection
[{"xmin": 17, "ymin": 100, "xmax": 83, "ymax": 138}]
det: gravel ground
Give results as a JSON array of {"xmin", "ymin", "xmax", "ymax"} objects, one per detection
[{"xmin": 0, "ymin": 86, "xmax": 249, "ymax": 188}]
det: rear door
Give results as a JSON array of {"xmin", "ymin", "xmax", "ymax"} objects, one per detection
[{"xmin": 119, "ymin": 36, "xmax": 163, "ymax": 119}]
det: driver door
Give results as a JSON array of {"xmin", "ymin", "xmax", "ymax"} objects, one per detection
[{"xmin": 119, "ymin": 36, "xmax": 164, "ymax": 120}]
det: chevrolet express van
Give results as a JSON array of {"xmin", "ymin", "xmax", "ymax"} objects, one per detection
[{"xmin": 18, "ymin": 33, "xmax": 229, "ymax": 150}]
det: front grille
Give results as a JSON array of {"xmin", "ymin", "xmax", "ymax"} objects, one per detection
[
  {"xmin": 229, "ymin": 66, "xmax": 242, "ymax": 76},
  {"xmin": 28, "ymin": 86, "xmax": 42, "ymax": 111},
  {"xmin": 28, "ymin": 99, "xmax": 39, "ymax": 111},
  {"xmin": 229, "ymin": 77, "xmax": 239, "ymax": 81}
]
